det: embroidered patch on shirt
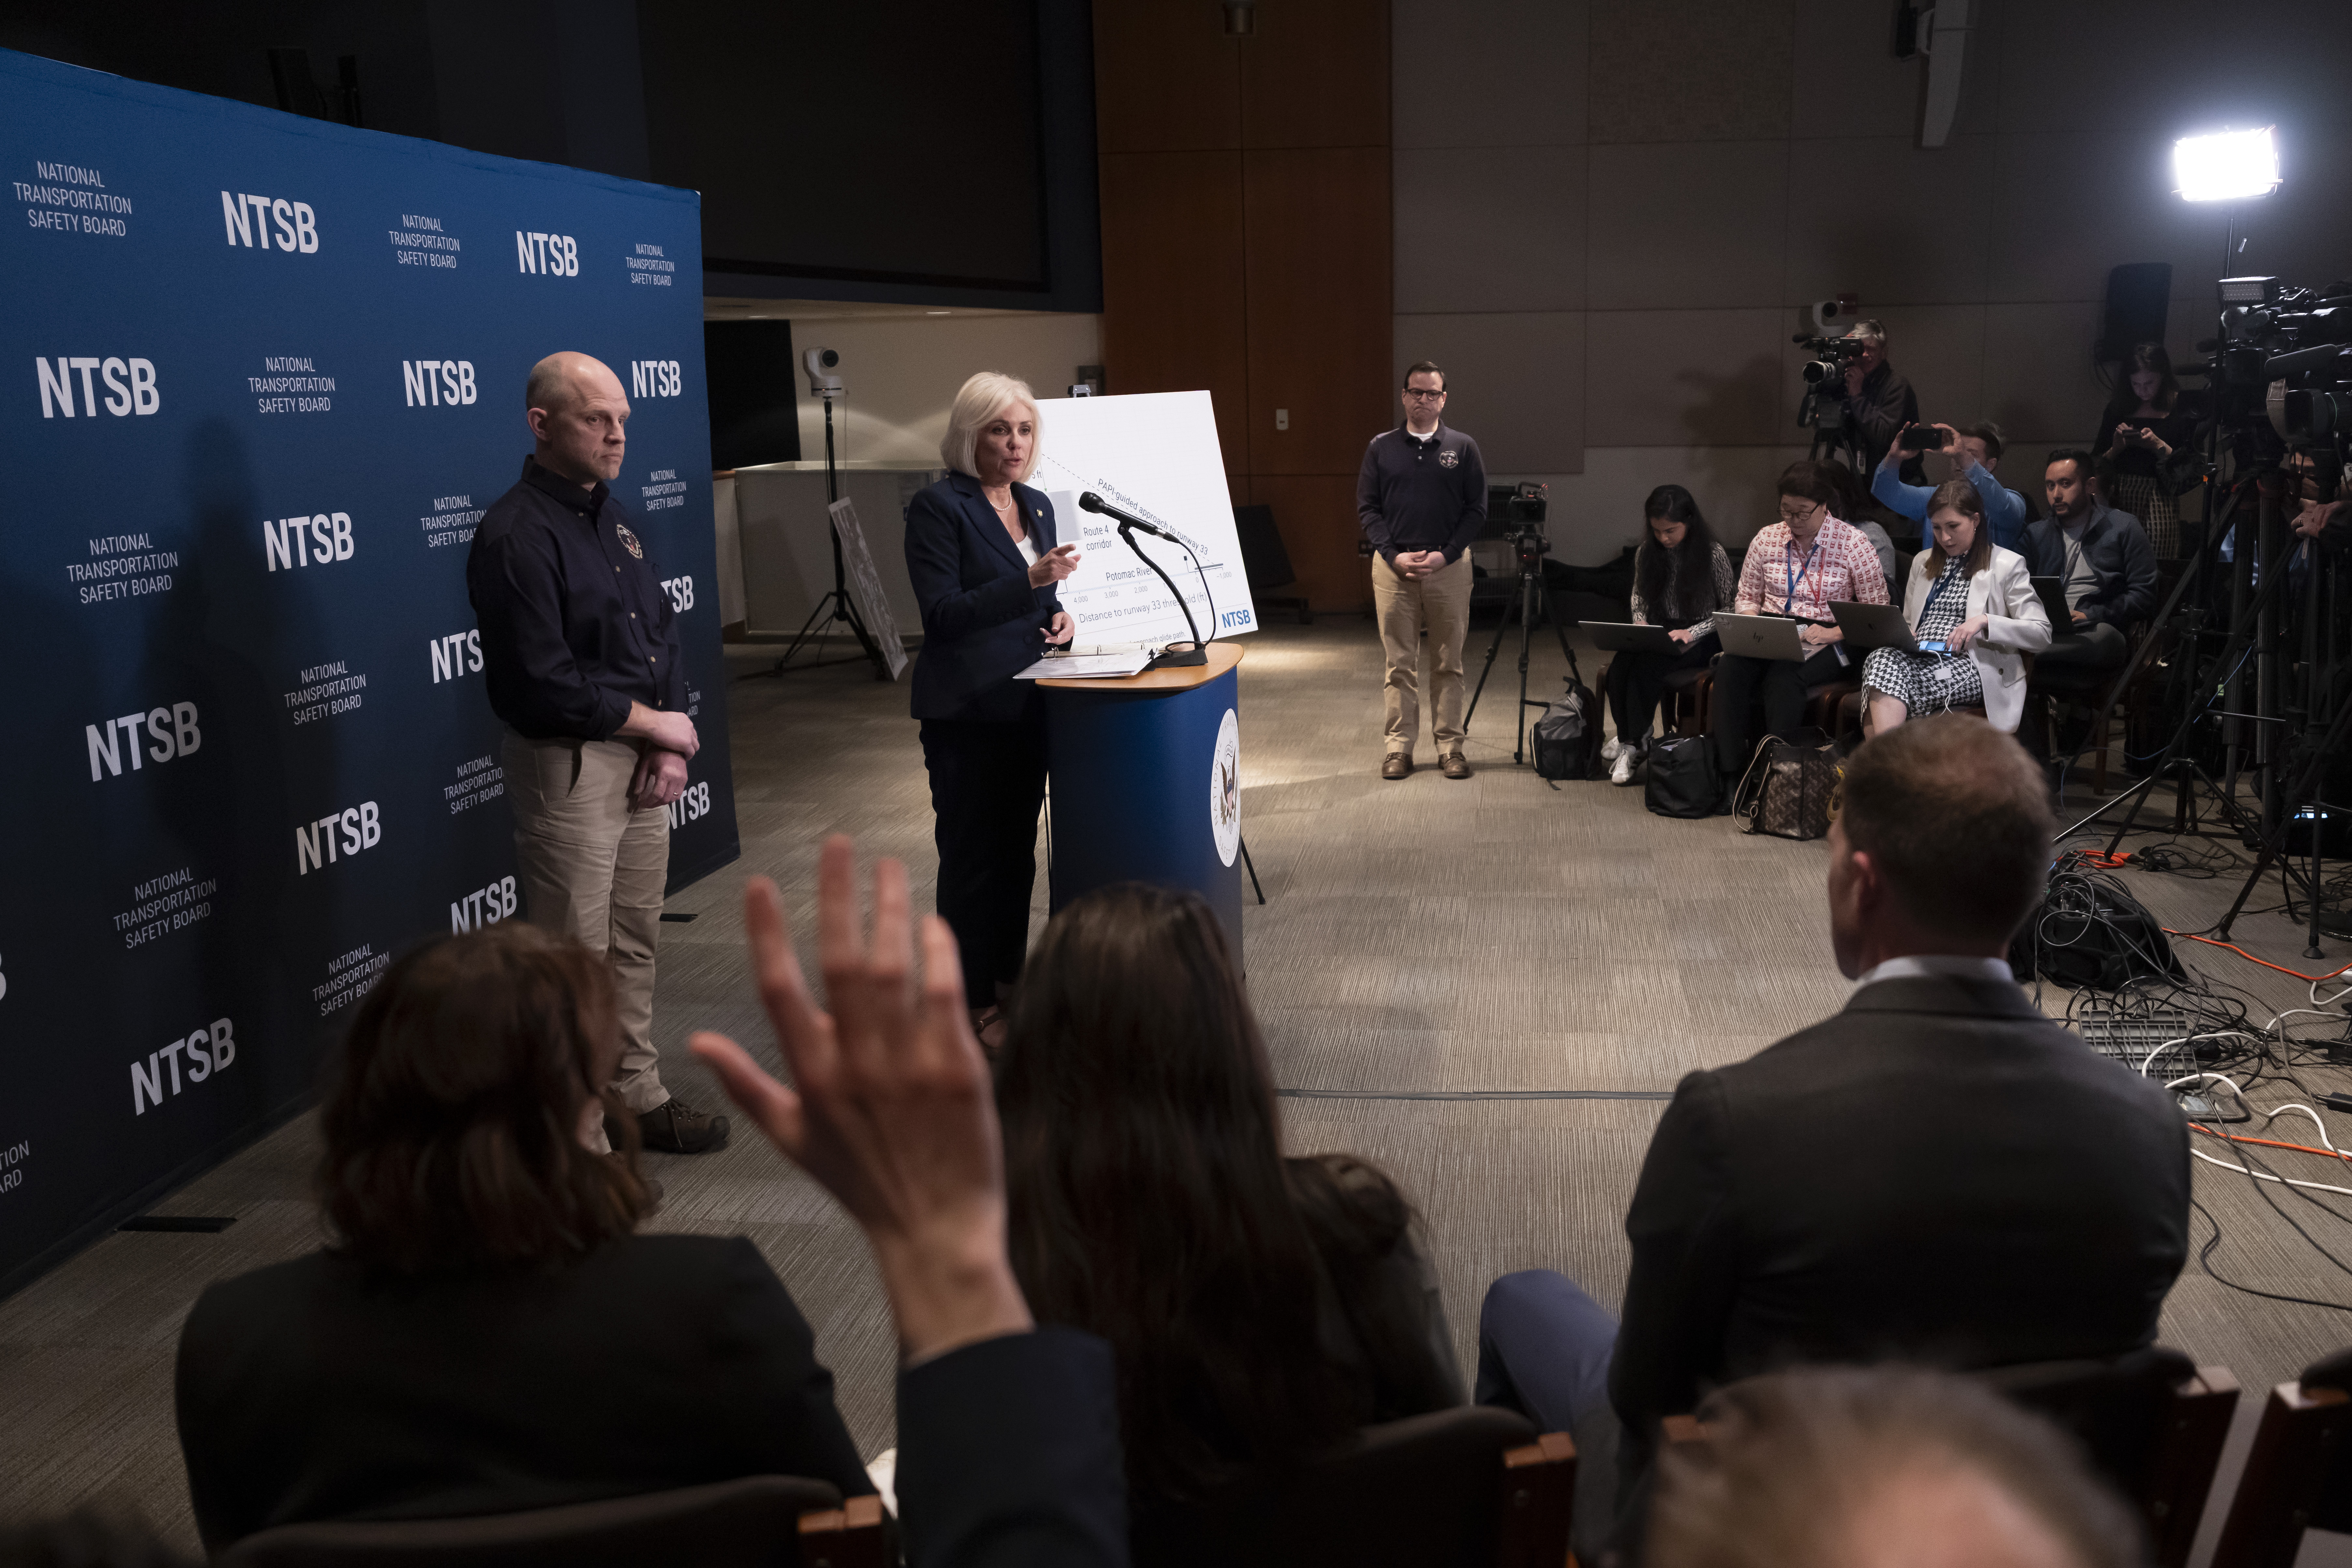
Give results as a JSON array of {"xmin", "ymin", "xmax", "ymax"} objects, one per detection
[
  {"xmin": 1437, "ymin": 450, "xmax": 1459, "ymax": 468},
  {"xmin": 615, "ymin": 523, "xmax": 644, "ymax": 559}
]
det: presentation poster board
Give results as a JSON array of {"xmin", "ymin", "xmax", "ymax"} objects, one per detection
[
  {"xmin": 0, "ymin": 48, "xmax": 737, "ymax": 1297},
  {"xmin": 1030, "ymin": 391, "xmax": 1259, "ymax": 647}
]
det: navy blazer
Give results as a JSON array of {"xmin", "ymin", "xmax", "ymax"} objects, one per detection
[{"xmin": 906, "ymin": 472, "xmax": 1063, "ymax": 722}]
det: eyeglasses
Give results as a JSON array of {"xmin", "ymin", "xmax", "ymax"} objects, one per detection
[
  {"xmin": 1403, "ymin": 388, "xmax": 1445, "ymax": 401},
  {"xmin": 1777, "ymin": 501, "xmax": 1819, "ymax": 521}
]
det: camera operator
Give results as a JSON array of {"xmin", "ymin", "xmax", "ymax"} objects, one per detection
[
  {"xmin": 1838, "ymin": 319, "xmax": 1921, "ymax": 482},
  {"xmin": 1871, "ymin": 422, "xmax": 2030, "ymax": 551},
  {"xmin": 2283, "ymin": 448, "xmax": 2349, "ymax": 602},
  {"xmin": 1358, "ymin": 360, "xmax": 1487, "ymax": 780}
]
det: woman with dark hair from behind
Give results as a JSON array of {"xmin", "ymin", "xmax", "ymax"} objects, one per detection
[
  {"xmin": 1603, "ymin": 485, "xmax": 1733, "ymax": 785},
  {"xmin": 2096, "ymin": 341, "xmax": 2200, "ymax": 560},
  {"xmin": 996, "ymin": 883, "xmax": 1461, "ymax": 1557},
  {"xmin": 173, "ymin": 923, "xmax": 871, "ymax": 1553}
]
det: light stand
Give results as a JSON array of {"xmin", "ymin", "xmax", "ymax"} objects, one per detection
[{"xmin": 771, "ymin": 350, "xmax": 888, "ymax": 680}]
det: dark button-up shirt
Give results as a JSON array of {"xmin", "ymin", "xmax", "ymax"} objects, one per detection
[
  {"xmin": 467, "ymin": 456, "xmax": 685, "ymax": 741},
  {"xmin": 1356, "ymin": 422, "xmax": 1487, "ymax": 565},
  {"xmin": 2020, "ymin": 500, "xmax": 2158, "ymax": 630}
]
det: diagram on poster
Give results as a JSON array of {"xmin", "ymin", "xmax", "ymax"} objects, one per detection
[{"xmin": 1029, "ymin": 392, "xmax": 1258, "ymax": 648}]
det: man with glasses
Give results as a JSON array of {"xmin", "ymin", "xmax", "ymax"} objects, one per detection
[
  {"xmin": 1358, "ymin": 360, "xmax": 1487, "ymax": 779},
  {"xmin": 1712, "ymin": 460, "xmax": 1888, "ymax": 792}
]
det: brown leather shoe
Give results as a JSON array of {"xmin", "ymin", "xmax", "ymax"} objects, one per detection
[
  {"xmin": 1381, "ymin": 754, "xmax": 1412, "ymax": 780},
  {"xmin": 635, "ymin": 1097, "xmax": 730, "ymax": 1154},
  {"xmin": 1440, "ymin": 752, "xmax": 1471, "ymax": 779}
]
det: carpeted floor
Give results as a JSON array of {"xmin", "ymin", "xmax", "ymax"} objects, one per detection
[{"xmin": 4, "ymin": 618, "xmax": 2349, "ymax": 1564}]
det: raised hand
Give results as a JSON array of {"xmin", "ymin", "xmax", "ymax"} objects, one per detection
[{"xmin": 690, "ymin": 839, "xmax": 1031, "ymax": 1363}]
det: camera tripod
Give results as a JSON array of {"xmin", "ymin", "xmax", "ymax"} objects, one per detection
[
  {"xmin": 1465, "ymin": 550, "xmax": 1582, "ymax": 766},
  {"xmin": 770, "ymin": 391, "xmax": 888, "ymax": 680}
]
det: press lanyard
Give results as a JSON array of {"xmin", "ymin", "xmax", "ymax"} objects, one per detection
[
  {"xmin": 1918, "ymin": 563, "xmax": 1964, "ymax": 623},
  {"xmin": 1782, "ymin": 534, "xmax": 1823, "ymax": 614}
]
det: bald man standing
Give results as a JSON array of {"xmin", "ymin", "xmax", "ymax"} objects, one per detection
[{"xmin": 467, "ymin": 352, "xmax": 728, "ymax": 1154}]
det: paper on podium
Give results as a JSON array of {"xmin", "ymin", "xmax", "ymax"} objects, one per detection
[
  {"xmin": 1014, "ymin": 649, "xmax": 1153, "ymax": 680},
  {"xmin": 1031, "ymin": 392, "xmax": 1259, "ymax": 649}
]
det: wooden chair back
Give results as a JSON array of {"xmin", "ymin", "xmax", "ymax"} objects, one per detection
[
  {"xmin": 2209, "ymin": 1373, "xmax": 2352, "ymax": 1568},
  {"xmin": 214, "ymin": 1476, "xmax": 885, "ymax": 1568},
  {"xmin": 1661, "ymin": 1352, "xmax": 2236, "ymax": 1568},
  {"xmin": 1132, "ymin": 1405, "xmax": 1575, "ymax": 1568}
]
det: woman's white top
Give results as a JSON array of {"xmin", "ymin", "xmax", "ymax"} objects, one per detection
[
  {"xmin": 1014, "ymin": 535, "xmax": 1039, "ymax": 566},
  {"xmin": 1898, "ymin": 544, "xmax": 2053, "ymax": 733}
]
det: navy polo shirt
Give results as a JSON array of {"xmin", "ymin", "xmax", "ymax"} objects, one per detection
[
  {"xmin": 467, "ymin": 455, "xmax": 686, "ymax": 741},
  {"xmin": 1355, "ymin": 421, "xmax": 1487, "ymax": 565}
]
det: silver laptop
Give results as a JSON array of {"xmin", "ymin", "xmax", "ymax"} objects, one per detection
[
  {"xmin": 1830, "ymin": 601, "xmax": 1920, "ymax": 651},
  {"xmin": 1712, "ymin": 613, "xmax": 1809, "ymax": 662},
  {"xmin": 1583, "ymin": 621, "xmax": 1679, "ymax": 654},
  {"xmin": 2030, "ymin": 575, "xmax": 2074, "ymax": 628}
]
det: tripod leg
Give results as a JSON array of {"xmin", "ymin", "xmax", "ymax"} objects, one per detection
[
  {"xmin": 1240, "ymin": 837, "xmax": 1265, "ymax": 906},
  {"xmin": 1466, "ymin": 600, "xmax": 1511, "ymax": 729},
  {"xmin": 773, "ymin": 591, "xmax": 843, "ymax": 673},
  {"xmin": 1515, "ymin": 571, "xmax": 1538, "ymax": 764}
]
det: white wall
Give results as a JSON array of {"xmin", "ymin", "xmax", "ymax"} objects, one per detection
[{"xmin": 790, "ymin": 313, "xmax": 1103, "ymax": 467}]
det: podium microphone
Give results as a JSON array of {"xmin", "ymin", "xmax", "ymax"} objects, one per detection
[{"xmin": 1078, "ymin": 491, "xmax": 1209, "ymax": 669}]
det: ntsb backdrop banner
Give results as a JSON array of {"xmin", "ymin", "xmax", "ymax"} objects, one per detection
[{"xmin": 0, "ymin": 49, "xmax": 738, "ymax": 1295}]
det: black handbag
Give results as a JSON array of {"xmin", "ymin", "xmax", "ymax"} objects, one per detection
[{"xmin": 1644, "ymin": 735, "xmax": 1719, "ymax": 818}]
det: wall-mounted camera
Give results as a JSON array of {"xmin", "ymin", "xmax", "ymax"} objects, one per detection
[{"xmin": 802, "ymin": 346, "xmax": 842, "ymax": 400}]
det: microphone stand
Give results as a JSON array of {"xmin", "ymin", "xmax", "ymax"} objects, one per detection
[{"xmin": 1117, "ymin": 521, "xmax": 1208, "ymax": 669}]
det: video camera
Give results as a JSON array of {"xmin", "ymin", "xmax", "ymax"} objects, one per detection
[
  {"xmin": 2189, "ymin": 277, "xmax": 2352, "ymax": 454},
  {"xmin": 1500, "ymin": 482, "xmax": 1549, "ymax": 572},
  {"xmin": 1793, "ymin": 333, "xmax": 1872, "ymax": 389}
]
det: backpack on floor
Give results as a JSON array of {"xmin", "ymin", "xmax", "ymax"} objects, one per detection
[
  {"xmin": 1531, "ymin": 676, "xmax": 1605, "ymax": 782},
  {"xmin": 1733, "ymin": 730, "xmax": 1842, "ymax": 840},
  {"xmin": 1644, "ymin": 734, "xmax": 1720, "ymax": 818}
]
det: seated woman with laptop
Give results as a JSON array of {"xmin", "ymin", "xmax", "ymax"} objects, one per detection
[
  {"xmin": 1856, "ymin": 480, "xmax": 2050, "ymax": 736},
  {"xmin": 1599, "ymin": 485, "xmax": 1736, "ymax": 785}
]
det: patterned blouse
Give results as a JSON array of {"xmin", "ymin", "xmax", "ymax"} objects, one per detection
[
  {"xmin": 1732, "ymin": 517, "xmax": 1889, "ymax": 623},
  {"xmin": 1629, "ymin": 541, "xmax": 1737, "ymax": 639}
]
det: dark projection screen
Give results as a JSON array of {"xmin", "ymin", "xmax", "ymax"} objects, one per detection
[{"xmin": 640, "ymin": 1, "xmax": 1048, "ymax": 291}]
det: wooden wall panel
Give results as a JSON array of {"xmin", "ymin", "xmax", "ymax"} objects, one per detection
[
  {"xmin": 1238, "ymin": 0, "xmax": 1389, "ymax": 149},
  {"xmin": 1093, "ymin": 0, "xmax": 1388, "ymax": 609},
  {"xmin": 1091, "ymin": 0, "xmax": 1241, "ymax": 153},
  {"xmin": 1247, "ymin": 473, "xmax": 1366, "ymax": 611},
  {"xmin": 1242, "ymin": 146, "xmax": 1392, "ymax": 475},
  {"xmin": 1097, "ymin": 151, "xmax": 1252, "ymax": 475}
]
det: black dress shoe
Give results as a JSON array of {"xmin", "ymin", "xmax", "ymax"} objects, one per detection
[{"xmin": 635, "ymin": 1097, "xmax": 729, "ymax": 1154}]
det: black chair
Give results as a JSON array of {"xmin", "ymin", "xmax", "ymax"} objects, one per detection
[
  {"xmin": 1135, "ymin": 1406, "xmax": 1575, "ymax": 1568},
  {"xmin": 2210, "ymin": 1345, "xmax": 2352, "ymax": 1568},
  {"xmin": 1665, "ymin": 1350, "xmax": 2237, "ymax": 1568},
  {"xmin": 215, "ymin": 1476, "xmax": 887, "ymax": 1568},
  {"xmin": 1234, "ymin": 504, "xmax": 1311, "ymax": 624},
  {"xmin": 1971, "ymin": 1348, "xmax": 2238, "ymax": 1568}
]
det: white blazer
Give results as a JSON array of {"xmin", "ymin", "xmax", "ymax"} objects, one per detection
[{"xmin": 1899, "ymin": 545, "xmax": 2051, "ymax": 732}]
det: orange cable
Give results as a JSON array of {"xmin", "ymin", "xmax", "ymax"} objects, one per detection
[
  {"xmin": 2188, "ymin": 1122, "xmax": 2352, "ymax": 1165},
  {"xmin": 2162, "ymin": 929, "xmax": 2352, "ymax": 984}
]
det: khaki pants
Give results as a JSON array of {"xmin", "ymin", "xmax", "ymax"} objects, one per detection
[
  {"xmin": 502, "ymin": 731, "xmax": 671, "ymax": 1117},
  {"xmin": 1373, "ymin": 552, "xmax": 1473, "ymax": 755}
]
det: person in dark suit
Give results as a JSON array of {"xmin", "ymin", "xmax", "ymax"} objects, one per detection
[
  {"xmin": 1469, "ymin": 714, "xmax": 2190, "ymax": 1558},
  {"xmin": 696, "ymin": 838, "xmax": 1131, "ymax": 1567},
  {"xmin": 173, "ymin": 923, "xmax": 872, "ymax": 1553},
  {"xmin": 905, "ymin": 372, "xmax": 1082, "ymax": 1046}
]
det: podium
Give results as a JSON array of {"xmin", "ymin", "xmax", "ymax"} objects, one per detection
[{"xmin": 1039, "ymin": 643, "xmax": 1246, "ymax": 960}]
